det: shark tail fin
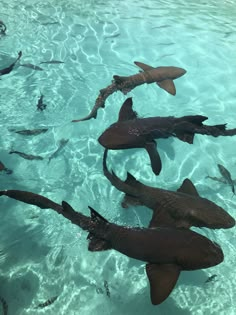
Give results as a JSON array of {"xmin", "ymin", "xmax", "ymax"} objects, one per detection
[{"xmin": 87, "ymin": 206, "xmax": 112, "ymax": 252}]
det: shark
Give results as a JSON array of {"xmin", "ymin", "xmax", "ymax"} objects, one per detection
[
  {"xmin": 0, "ymin": 189, "xmax": 224, "ymax": 305},
  {"xmin": 98, "ymin": 97, "xmax": 236, "ymax": 175},
  {"xmin": 72, "ymin": 61, "xmax": 186, "ymax": 122},
  {"xmin": 102, "ymin": 149, "xmax": 235, "ymax": 230}
]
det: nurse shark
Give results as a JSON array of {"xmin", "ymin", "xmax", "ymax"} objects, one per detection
[
  {"xmin": 98, "ymin": 97, "xmax": 236, "ymax": 175},
  {"xmin": 0, "ymin": 189, "xmax": 224, "ymax": 305},
  {"xmin": 72, "ymin": 61, "xmax": 186, "ymax": 122}
]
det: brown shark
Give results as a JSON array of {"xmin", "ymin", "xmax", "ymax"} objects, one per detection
[
  {"xmin": 98, "ymin": 97, "xmax": 236, "ymax": 175},
  {"xmin": 102, "ymin": 149, "xmax": 235, "ymax": 229},
  {"xmin": 72, "ymin": 61, "xmax": 186, "ymax": 122},
  {"xmin": 0, "ymin": 189, "xmax": 224, "ymax": 305},
  {"xmin": 61, "ymin": 201, "xmax": 224, "ymax": 305}
]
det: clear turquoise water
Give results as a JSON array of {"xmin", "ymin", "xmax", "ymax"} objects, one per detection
[{"xmin": 0, "ymin": 0, "xmax": 236, "ymax": 314}]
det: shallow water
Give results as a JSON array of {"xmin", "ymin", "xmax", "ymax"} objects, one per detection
[{"xmin": 0, "ymin": 0, "xmax": 236, "ymax": 314}]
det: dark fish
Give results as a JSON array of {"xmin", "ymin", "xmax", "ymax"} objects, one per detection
[
  {"xmin": 39, "ymin": 60, "xmax": 64, "ymax": 64},
  {"xmin": 0, "ymin": 190, "xmax": 63, "ymax": 212},
  {"xmin": 9, "ymin": 150, "xmax": 44, "ymax": 160},
  {"xmin": 0, "ymin": 161, "xmax": 13, "ymax": 174},
  {"xmin": 20, "ymin": 63, "xmax": 44, "ymax": 71},
  {"xmin": 0, "ymin": 296, "xmax": 8, "ymax": 315},
  {"xmin": 0, "ymin": 20, "xmax": 7, "ymax": 35},
  {"xmin": 217, "ymin": 164, "xmax": 235, "ymax": 194},
  {"xmin": 0, "ymin": 189, "xmax": 224, "ymax": 305},
  {"xmin": 72, "ymin": 61, "xmax": 186, "ymax": 122},
  {"xmin": 102, "ymin": 149, "xmax": 235, "ymax": 229},
  {"xmin": 98, "ymin": 97, "xmax": 236, "ymax": 175},
  {"xmin": 36, "ymin": 296, "xmax": 58, "ymax": 308},
  {"xmin": 48, "ymin": 139, "xmax": 69, "ymax": 164},
  {"xmin": 37, "ymin": 94, "xmax": 47, "ymax": 111},
  {"xmin": 204, "ymin": 274, "xmax": 217, "ymax": 284},
  {"xmin": 0, "ymin": 51, "xmax": 22, "ymax": 76},
  {"xmin": 11, "ymin": 128, "xmax": 48, "ymax": 135},
  {"xmin": 104, "ymin": 280, "xmax": 110, "ymax": 298}
]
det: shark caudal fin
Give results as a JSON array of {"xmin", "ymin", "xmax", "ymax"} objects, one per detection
[{"xmin": 87, "ymin": 206, "xmax": 112, "ymax": 252}]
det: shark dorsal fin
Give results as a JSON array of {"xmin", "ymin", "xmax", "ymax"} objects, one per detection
[
  {"xmin": 118, "ymin": 97, "xmax": 138, "ymax": 121},
  {"xmin": 124, "ymin": 172, "xmax": 139, "ymax": 185},
  {"xmin": 113, "ymin": 75, "xmax": 127, "ymax": 84},
  {"xmin": 156, "ymin": 79, "xmax": 176, "ymax": 95},
  {"xmin": 177, "ymin": 178, "xmax": 199, "ymax": 197},
  {"xmin": 89, "ymin": 206, "xmax": 108, "ymax": 223},
  {"xmin": 134, "ymin": 61, "xmax": 154, "ymax": 71}
]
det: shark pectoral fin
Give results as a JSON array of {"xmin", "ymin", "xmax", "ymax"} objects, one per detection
[
  {"xmin": 156, "ymin": 79, "xmax": 176, "ymax": 95},
  {"xmin": 134, "ymin": 61, "xmax": 154, "ymax": 71},
  {"xmin": 146, "ymin": 263, "xmax": 181, "ymax": 305},
  {"xmin": 175, "ymin": 131, "xmax": 194, "ymax": 144},
  {"xmin": 145, "ymin": 141, "xmax": 162, "ymax": 175},
  {"xmin": 121, "ymin": 194, "xmax": 144, "ymax": 208},
  {"xmin": 177, "ymin": 178, "xmax": 199, "ymax": 196},
  {"xmin": 87, "ymin": 233, "xmax": 112, "ymax": 251},
  {"xmin": 118, "ymin": 97, "xmax": 138, "ymax": 121}
]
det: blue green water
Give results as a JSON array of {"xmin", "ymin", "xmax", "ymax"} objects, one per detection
[{"xmin": 1, "ymin": 0, "xmax": 236, "ymax": 314}]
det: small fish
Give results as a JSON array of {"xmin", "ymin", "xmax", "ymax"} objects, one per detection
[
  {"xmin": 205, "ymin": 175, "xmax": 227, "ymax": 184},
  {"xmin": 39, "ymin": 60, "xmax": 64, "ymax": 64},
  {"xmin": 48, "ymin": 139, "xmax": 69, "ymax": 164},
  {"xmin": 96, "ymin": 287, "xmax": 104, "ymax": 294},
  {"xmin": 0, "ymin": 51, "xmax": 22, "ymax": 76},
  {"xmin": 104, "ymin": 32, "xmax": 120, "ymax": 39},
  {"xmin": 36, "ymin": 296, "xmax": 58, "ymax": 308},
  {"xmin": 205, "ymin": 274, "xmax": 217, "ymax": 284},
  {"xmin": 0, "ymin": 296, "xmax": 8, "ymax": 315},
  {"xmin": 9, "ymin": 150, "xmax": 44, "ymax": 160},
  {"xmin": 104, "ymin": 280, "xmax": 110, "ymax": 298},
  {"xmin": 0, "ymin": 20, "xmax": 7, "ymax": 35},
  {"xmin": 11, "ymin": 128, "xmax": 48, "ymax": 135},
  {"xmin": 20, "ymin": 63, "xmax": 44, "ymax": 71},
  {"xmin": 37, "ymin": 94, "xmax": 47, "ymax": 111},
  {"xmin": 217, "ymin": 164, "xmax": 235, "ymax": 194},
  {"xmin": 0, "ymin": 161, "xmax": 13, "ymax": 174}
]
